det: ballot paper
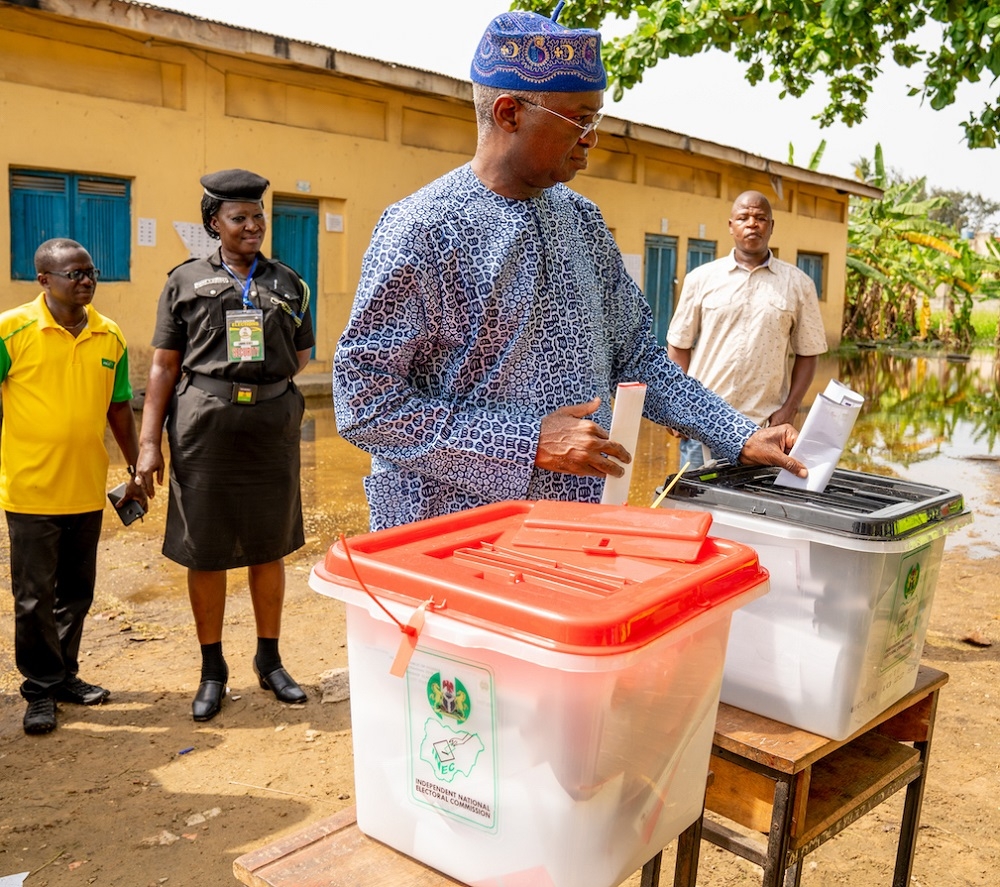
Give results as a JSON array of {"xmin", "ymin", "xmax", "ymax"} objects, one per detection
[
  {"xmin": 774, "ymin": 379, "xmax": 864, "ymax": 492},
  {"xmin": 601, "ymin": 382, "xmax": 647, "ymax": 505}
]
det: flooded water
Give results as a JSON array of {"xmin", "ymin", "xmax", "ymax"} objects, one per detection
[
  {"xmin": 106, "ymin": 348, "xmax": 1000, "ymax": 572},
  {"xmin": 830, "ymin": 348, "xmax": 1000, "ymax": 558}
]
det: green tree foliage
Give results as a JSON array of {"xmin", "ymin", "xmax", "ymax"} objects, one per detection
[
  {"xmin": 925, "ymin": 188, "xmax": 1000, "ymax": 234},
  {"xmin": 513, "ymin": 1, "xmax": 1000, "ymax": 148},
  {"xmin": 788, "ymin": 139, "xmax": 827, "ymax": 170},
  {"xmin": 845, "ymin": 145, "xmax": 1000, "ymax": 349}
]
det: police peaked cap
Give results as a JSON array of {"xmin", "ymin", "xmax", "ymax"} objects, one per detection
[{"xmin": 200, "ymin": 169, "xmax": 270, "ymax": 202}]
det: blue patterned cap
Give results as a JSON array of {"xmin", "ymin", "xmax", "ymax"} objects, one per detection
[{"xmin": 471, "ymin": 6, "xmax": 606, "ymax": 92}]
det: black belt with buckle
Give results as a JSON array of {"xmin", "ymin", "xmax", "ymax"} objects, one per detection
[{"xmin": 187, "ymin": 372, "xmax": 289, "ymax": 405}]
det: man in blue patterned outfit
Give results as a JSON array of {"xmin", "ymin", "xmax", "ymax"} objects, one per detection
[{"xmin": 334, "ymin": 5, "xmax": 808, "ymax": 531}]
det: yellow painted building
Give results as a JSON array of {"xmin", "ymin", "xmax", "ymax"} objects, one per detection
[{"xmin": 1, "ymin": 0, "xmax": 880, "ymax": 377}]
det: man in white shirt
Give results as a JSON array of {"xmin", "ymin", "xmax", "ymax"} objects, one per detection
[{"xmin": 666, "ymin": 190, "xmax": 828, "ymax": 467}]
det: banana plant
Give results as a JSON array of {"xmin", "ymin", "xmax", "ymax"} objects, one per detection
[{"xmin": 845, "ymin": 145, "xmax": 1000, "ymax": 349}]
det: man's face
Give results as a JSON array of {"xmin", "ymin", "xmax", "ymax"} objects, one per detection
[
  {"xmin": 729, "ymin": 197, "xmax": 774, "ymax": 257},
  {"xmin": 37, "ymin": 247, "xmax": 98, "ymax": 313},
  {"xmin": 511, "ymin": 90, "xmax": 604, "ymax": 191}
]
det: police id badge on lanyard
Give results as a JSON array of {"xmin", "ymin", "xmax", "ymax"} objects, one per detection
[{"xmin": 223, "ymin": 258, "xmax": 265, "ymax": 362}]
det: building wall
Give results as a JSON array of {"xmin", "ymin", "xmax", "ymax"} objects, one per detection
[{"xmin": 1, "ymin": 2, "xmax": 851, "ymax": 380}]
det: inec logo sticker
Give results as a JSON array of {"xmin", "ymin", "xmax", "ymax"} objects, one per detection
[
  {"xmin": 903, "ymin": 563, "xmax": 920, "ymax": 599},
  {"xmin": 427, "ymin": 673, "xmax": 470, "ymax": 724},
  {"xmin": 405, "ymin": 651, "xmax": 498, "ymax": 831}
]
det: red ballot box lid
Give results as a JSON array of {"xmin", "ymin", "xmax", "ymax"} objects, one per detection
[{"xmin": 314, "ymin": 500, "xmax": 768, "ymax": 653}]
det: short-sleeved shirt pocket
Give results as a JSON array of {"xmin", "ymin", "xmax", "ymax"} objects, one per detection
[
  {"xmin": 761, "ymin": 291, "xmax": 796, "ymax": 337},
  {"xmin": 192, "ymin": 276, "xmax": 234, "ymax": 330},
  {"xmin": 702, "ymin": 287, "xmax": 741, "ymax": 314}
]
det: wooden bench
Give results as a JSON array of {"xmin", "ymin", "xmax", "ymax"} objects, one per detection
[
  {"xmin": 233, "ymin": 804, "xmax": 686, "ymax": 887},
  {"xmin": 233, "ymin": 806, "xmax": 464, "ymax": 886},
  {"xmin": 233, "ymin": 807, "xmax": 700, "ymax": 887},
  {"xmin": 670, "ymin": 664, "xmax": 949, "ymax": 887}
]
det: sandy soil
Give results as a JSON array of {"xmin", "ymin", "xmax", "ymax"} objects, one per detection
[{"xmin": 1, "ymin": 435, "xmax": 998, "ymax": 887}]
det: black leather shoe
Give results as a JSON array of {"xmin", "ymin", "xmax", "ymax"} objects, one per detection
[
  {"xmin": 254, "ymin": 659, "xmax": 307, "ymax": 704},
  {"xmin": 24, "ymin": 697, "xmax": 57, "ymax": 735},
  {"xmin": 55, "ymin": 675, "xmax": 110, "ymax": 706},
  {"xmin": 192, "ymin": 670, "xmax": 228, "ymax": 722}
]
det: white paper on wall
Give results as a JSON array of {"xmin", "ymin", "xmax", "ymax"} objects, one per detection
[{"xmin": 172, "ymin": 221, "xmax": 216, "ymax": 259}]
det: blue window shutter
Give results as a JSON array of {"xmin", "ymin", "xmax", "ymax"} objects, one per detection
[
  {"xmin": 75, "ymin": 177, "xmax": 131, "ymax": 281},
  {"xmin": 9, "ymin": 171, "xmax": 71, "ymax": 279},
  {"xmin": 686, "ymin": 239, "xmax": 716, "ymax": 273},
  {"xmin": 797, "ymin": 253, "xmax": 824, "ymax": 299}
]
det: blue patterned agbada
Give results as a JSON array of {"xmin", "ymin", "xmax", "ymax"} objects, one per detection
[{"xmin": 334, "ymin": 164, "xmax": 757, "ymax": 530}]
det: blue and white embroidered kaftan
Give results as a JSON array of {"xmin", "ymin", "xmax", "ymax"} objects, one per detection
[{"xmin": 334, "ymin": 164, "xmax": 757, "ymax": 530}]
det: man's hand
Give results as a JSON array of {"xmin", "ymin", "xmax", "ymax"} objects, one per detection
[
  {"xmin": 767, "ymin": 403, "xmax": 799, "ymax": 428},
  {"xmin": 738, "ymin": 424, "xmax": 808, "ymax": 477},
  {"xmin": 535, "ymin": 397, "xmax": 631, "ymax": 477},
  {"xmin": 121, "ymin": 474, "xmax": 149, "ymax": 511}
]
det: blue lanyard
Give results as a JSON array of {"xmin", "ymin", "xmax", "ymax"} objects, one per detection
[{"xmin": 222, "ymin": 256, "xmax": 258, "ymax": 309}]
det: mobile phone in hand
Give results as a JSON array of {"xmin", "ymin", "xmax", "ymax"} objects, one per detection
[{"xmin": 108, "ymin": 482, "xmax": 145, "ymax": 526}]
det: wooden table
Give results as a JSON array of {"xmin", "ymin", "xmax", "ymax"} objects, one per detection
[
  {"xmin": 668, "ymin": 664, "xmax": 949, "ymax": 887},
  {"xmin": 233, "ymin": 805, "xmax": 672, "ymax": 887},
  {"xmin": 233, "ymin": 667, "xmax": 946, "ymax": 887}
]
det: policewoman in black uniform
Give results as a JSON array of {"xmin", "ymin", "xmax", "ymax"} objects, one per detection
[{"xmin": 135, "ymin": 169, "xmax": 314, "ymax": 721}]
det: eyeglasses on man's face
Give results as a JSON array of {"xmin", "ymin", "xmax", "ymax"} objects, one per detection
[
  {"xmin": 45, "ymin": 268, "xmax": 101, "ymax": 282},
  {"xmin": 516, "ymin": 98, "xmax": 604, "ymax": 139}
]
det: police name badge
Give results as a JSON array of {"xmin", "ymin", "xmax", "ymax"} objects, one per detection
[{"xmin": 226, "ymin": 309, "xmax": 265, "ymax": 362}]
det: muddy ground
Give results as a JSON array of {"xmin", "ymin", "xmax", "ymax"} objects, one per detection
[{"xmin": 0, "ymin": 415, "xmax": 997, "ymax": 887}]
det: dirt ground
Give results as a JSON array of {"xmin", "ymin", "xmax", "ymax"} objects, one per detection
[{"xmin": 1, "ymin": 425, "xmax": 998, "ymax": 887}]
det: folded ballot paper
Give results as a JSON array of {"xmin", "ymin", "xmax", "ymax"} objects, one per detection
[{"xmin": 774, "ymin": 379, "xmax": 865, "ymax": 492}]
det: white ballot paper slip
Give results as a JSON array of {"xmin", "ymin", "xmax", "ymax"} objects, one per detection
[
  {"xmin": 601, "ymin": 382, "xmax": 647, "ymax": 505},
  {"xmin": 774, "ymin": 379, "xmax": 864, "ymax": 493}
]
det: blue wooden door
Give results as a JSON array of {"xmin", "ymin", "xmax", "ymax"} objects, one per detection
[
  {"xmin": 644, "ymin": 235, "xmax": 678, "ymax": 346},
  {"xmin": 271, "ymin": 197, "xmax": 319, "ymax": 351}
]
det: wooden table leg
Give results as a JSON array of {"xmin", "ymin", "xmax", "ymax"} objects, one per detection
[
  {"xmin": 670, "ymin": 814, "xmax": 704, "ymax": 887},
  {"xmin": 640, "ymin": 850, "xmax": 662, "ymax": 887},
  {"xmin": 782, "ymin": 860, "xmax": 804, "ymax": 887},
  {"xmin": 892, "ymin": 688, "xmax": 941, "ymax": 887},
  {"xmin": 762, "ymin": 775, "xmax": 797, "ymax": 887}
]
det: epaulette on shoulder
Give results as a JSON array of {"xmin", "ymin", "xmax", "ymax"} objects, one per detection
[
  {"xmin": 272, "ymin": 259, "xmax": 306, "ymax": 290},
  {"xmin": 166, "ymin": 255, "xmax": 203, "ymax": 277}
]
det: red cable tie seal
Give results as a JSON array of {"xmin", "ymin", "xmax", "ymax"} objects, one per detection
[
  {"xmin": 338, "ymin": 534, "xmax": 444, "ymax": 677},
  {"xmin": 389, "ymin": 600, "xmax": 432, "ymax": 677}
]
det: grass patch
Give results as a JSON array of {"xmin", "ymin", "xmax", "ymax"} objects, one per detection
[{"xmin": 928, "ymin": 307, "xmax": 998, "ymax": 345}]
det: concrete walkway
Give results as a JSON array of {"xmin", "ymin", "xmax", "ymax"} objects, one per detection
[{"xmin": 297, "ymin": 370, "xmax": 333, "ymax": 401}]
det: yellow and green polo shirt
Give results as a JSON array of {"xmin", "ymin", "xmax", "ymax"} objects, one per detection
[{"xmin": 0, "ymin": 293, "xmax": 133, "ymax": 514}]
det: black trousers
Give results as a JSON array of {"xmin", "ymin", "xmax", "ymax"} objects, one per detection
[{"xmin": 5, "ymin": 510, "xmax": 103, "ymax": 701}]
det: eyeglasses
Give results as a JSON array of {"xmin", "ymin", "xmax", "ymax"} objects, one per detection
[
  {"xmin": 44, "ymin": 268, "xmax": 101, "ymax": 282},
  {"xmin": 516, "ymin": 98, "xmax": 604, "ymax": 139}
]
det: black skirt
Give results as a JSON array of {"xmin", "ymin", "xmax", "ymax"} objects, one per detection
[{"xmin": 162, "ymin": 381, "xmax": 305, "ymax": 570}]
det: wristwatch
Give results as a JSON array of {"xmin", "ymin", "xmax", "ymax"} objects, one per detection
[{"xmin": 127, "ymin": 464, "xmax": 137, "ymax": 478}]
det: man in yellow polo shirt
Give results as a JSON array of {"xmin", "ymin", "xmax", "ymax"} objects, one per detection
[{"xmin": 0, "ymin": 238, "xmax": 146, "ymax": 735}]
